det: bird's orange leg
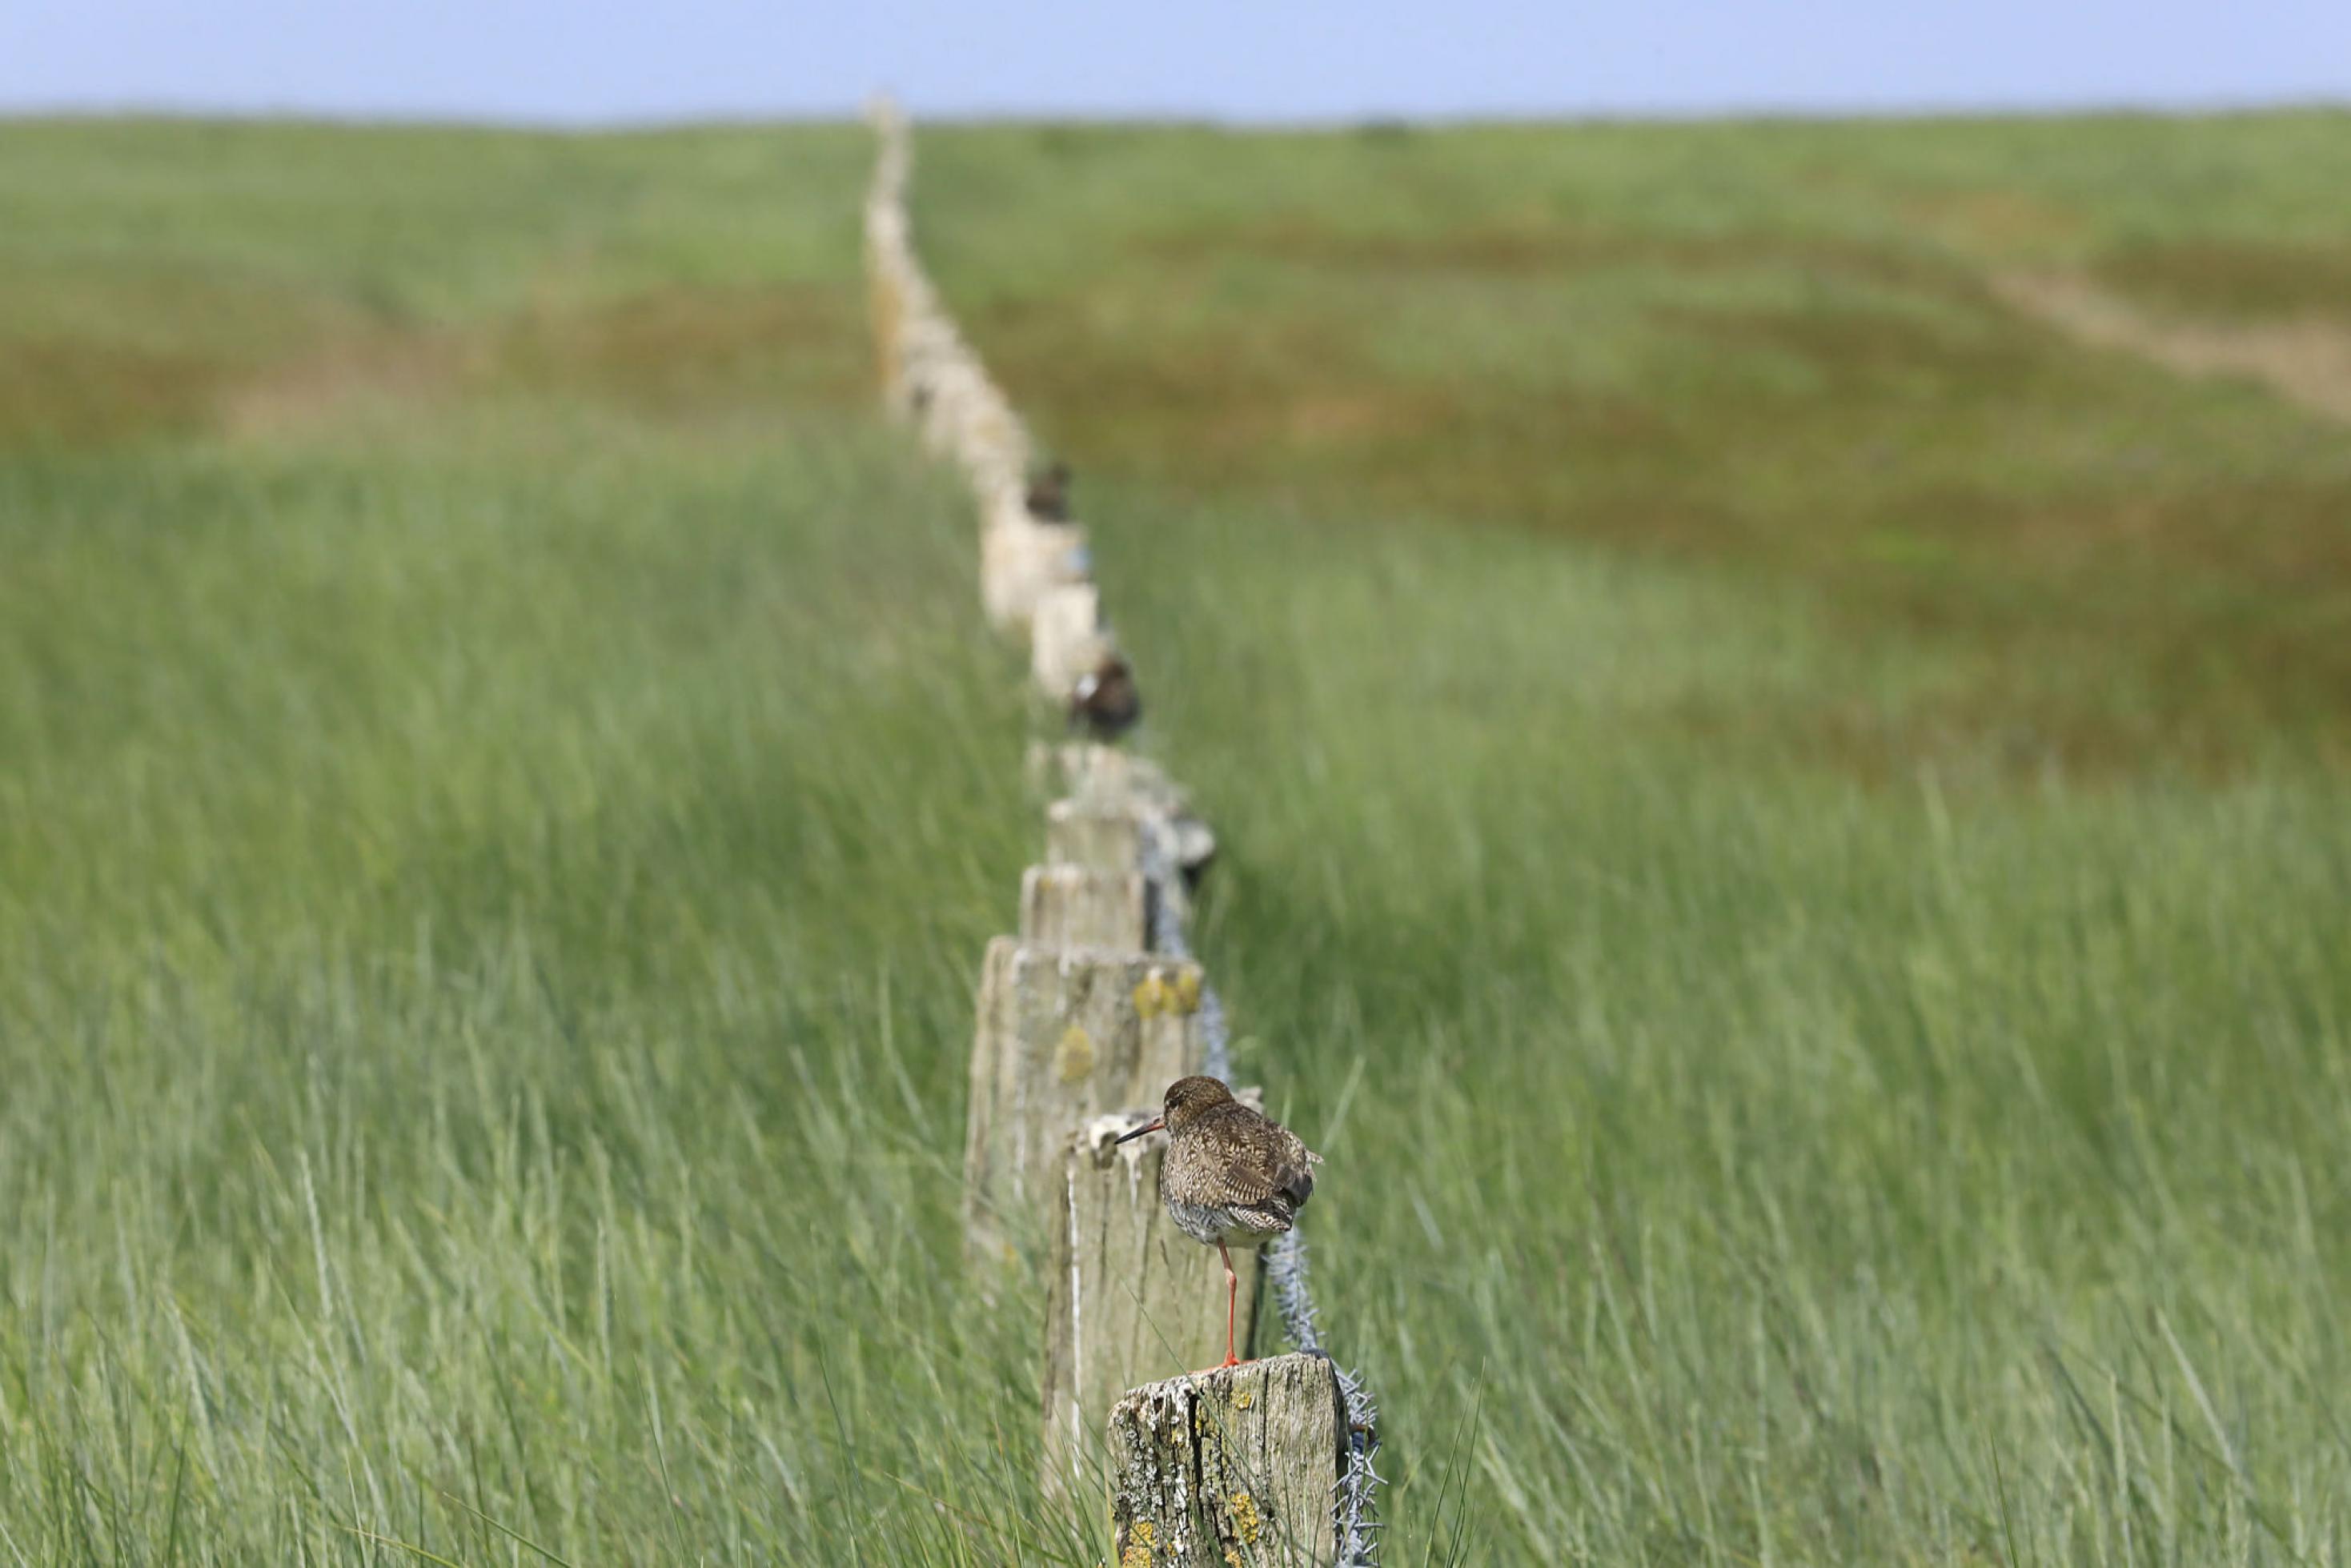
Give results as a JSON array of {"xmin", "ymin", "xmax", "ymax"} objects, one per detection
[
  {"xmin": 1219, "ymin": 1241, "xmax": 1241, "ymax": 1369},
  {"xmin": 1187, "ymin": 1242, "xmax": 1250, "ymax": 1377}
]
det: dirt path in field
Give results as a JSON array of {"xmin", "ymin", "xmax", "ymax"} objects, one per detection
[{"xmin": 1992, "ymin": 269, "xmax": 2351, "ymax": 425}]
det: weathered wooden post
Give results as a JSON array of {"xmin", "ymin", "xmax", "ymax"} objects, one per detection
[
  {"xmin": 1030, "ymin": 744, "xmax": 1218, "ymax": 888},
  {"xmin": 1030, "ymin": 582, "xmax": 1106, "ymax": 696},
  {"xmin": 1109, "ymin": 1354, "xmax": 1349, "ymax": 1567},
  {"xmin": 1046, "ymin": 794, "xmax": 1146, "ymax": 875},
  {"xmin": 1020, "ymin": 864, "xmax": 1148, "ymax": 950},
  {"xmin": 919, "ymin": 356, "xmax": 987, "ymax": 455},
  {"xmin": 1042, "ymin": 1111, "xmax": 1266, "ymax": 1502},
  {"xmin": 1029, "ymin": 739, "xmax": 1132, "ymax": 803},
  {"xmin": 957, "ymin": 403, "xmax": 1031, "ymax": 499},
  {"xmin": 981, "ymin": 515, "xmax": 1090, "ymax": 632},
  {"xmin": 961, "ymin": 942, "xmax": 1206, "ymax": 1257},
  {"xmin": 1055, "ymin": 744, "xmax": 1167, "ymax": 809}
]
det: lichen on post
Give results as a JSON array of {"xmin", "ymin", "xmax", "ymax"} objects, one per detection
[{"xmin": 1108, "ymin": 1353, "xmax": 1348, "ymax": 1566}]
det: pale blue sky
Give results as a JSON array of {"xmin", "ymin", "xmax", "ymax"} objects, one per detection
[{"xmin": 3, "ymin": 0, "xmax": 2344, "ymax": 122}]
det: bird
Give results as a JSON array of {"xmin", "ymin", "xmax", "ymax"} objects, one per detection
[
  {"xmin": 1070, "ymin": 653, "xmax": 1141, "ymax": 741},
  {"xmin": 1114, "ymin": 1076, "xmax": 1322, "ymax": 1370},
  {"xmin": 1025, "ymin": 460, "xmax": 1073, "ymax": 522},
  {"xmin": 1169, "ymin": 812, "xmax": 1216, "ymax": 895}
]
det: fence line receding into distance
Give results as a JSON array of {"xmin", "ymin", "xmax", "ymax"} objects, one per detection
[{"xmin": 861, "ymin": 100, "xmax": 1383, "ymax": 1567}]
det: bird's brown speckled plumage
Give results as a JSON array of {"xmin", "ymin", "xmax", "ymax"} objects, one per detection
[
  {"xmin": 1116, "ymin": 1075, "xmax": 1322, "ymax": 1367},
  {"xmin": 1155, "ymin": 1076, "xmax": 1318, "ymax": 1246}
]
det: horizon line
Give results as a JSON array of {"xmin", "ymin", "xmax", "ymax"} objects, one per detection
[{"xmin": 2, "ymin": 91, "xmax": 2346, "ymax": 134}]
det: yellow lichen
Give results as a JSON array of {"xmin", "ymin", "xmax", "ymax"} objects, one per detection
[
  {"xmin": 1120, "ymin": 1546, "xmax": 1151, "ymax": 1568},
  {"xmin": 1131, "ymin": 976, "xmax": 1169, "ymax": 1018},
  {"xmin": 1232, "ymin": 1389, "xmax": 1253, "ymax": 1410},
  {"xmin": 1229, "ymin": 1491, "xmax": 1262, "ymax": 1546},
  {"xmin": 1224, "ymin": 1550, "xmax": 1243, "ymax": 1568},
  {"xmin": 1171, "ymin": 968, "xmax": 1203, "ymax": 1014},
  {"xmin": 1054, "ymin": 1024, "xmax": 1096, "ymax": 1083},
  {"xmin": 1131, "ymin": 1520, "xmax": 1156, "ymax": 1546}
]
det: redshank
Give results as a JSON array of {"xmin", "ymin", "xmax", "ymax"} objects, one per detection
[
  {"xmin": 1070, "ymin": 653, "xmax": 1141, "ymax": 741},
  {"xmin": 1114, "ymin": 1076, "xmax": 1322, "ymax": 1369}
]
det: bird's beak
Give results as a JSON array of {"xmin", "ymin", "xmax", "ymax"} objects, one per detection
[{"xmin": 1112, "ymin": 1117, "xmax": 1165, "ymax": 1145}]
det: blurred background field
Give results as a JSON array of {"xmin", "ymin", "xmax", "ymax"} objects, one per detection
[{"xmin": 3, "ymin": 114, "xmax": 2351, "ymax": 1563}]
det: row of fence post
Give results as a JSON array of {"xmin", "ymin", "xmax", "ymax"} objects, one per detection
[{"xmin": 862, "ymin": 98, "xmax": 1377, "ymax": 1567}]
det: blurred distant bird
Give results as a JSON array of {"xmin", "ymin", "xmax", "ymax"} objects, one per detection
[
  {"xmin": 1070, "ymin": 653, "xmax": 1141, "ymax": 741},
  {"xmin": 1170, "ymin": 811, "xmax": 1217, "ymax": 895},
  {"xmin": 1115, "ymin": 1076, "xmax": 1321, "ymax": 1369},
  {"xmin": 1025, "ymin": 460, "xmax": 1073, "ymax": 522}
]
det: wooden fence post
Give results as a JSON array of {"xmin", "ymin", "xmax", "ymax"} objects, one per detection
[
  {"xmin": 1029, "ymin": 740, "xmax": 1137, "ymax": 804},
  {"xmin": 962, "ymin": 941, "xmax": 1206, "ymax": 1257},
  {"xmin": 1019, "ymin": 864, "xmax": 1149, "ymax": 951},
  {"xmin": 981, "ymin": 516, "xmax": 1090, "ymax": 633},
  {"xmin": 1042, "ymin": 1112, "xmax": 1264, "ymax": 1505},
  {"xmin": 1045, "ymin": 796, "xmax": 1146, "ymax": 876},
  {"xmin": 1109, "ymin": 1353, "xmax": 1349, "ymax": 1567},
  {"xmin": 1030, "ymin": 582, "xmax": 1107, "ymax": 697}
]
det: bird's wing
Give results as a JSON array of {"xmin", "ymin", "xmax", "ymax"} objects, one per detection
[{"xmin": 1221, "ymin": 1122, "xmax": 1318, "ymax": 1211}]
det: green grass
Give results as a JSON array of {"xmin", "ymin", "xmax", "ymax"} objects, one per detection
[{"xmin": 3, "ymin": 113, "xmax": 2351, "ymax": 1564}]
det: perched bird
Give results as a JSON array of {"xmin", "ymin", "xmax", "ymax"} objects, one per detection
[
  {"xmin": 1025, "ymin": 460, "xmax": 1073, "ymax": 522},
  {"xmin": 1070, "ymin": 654, "xmax": 1141, "ymax": 741},
  {"xmin": 1169, "ymin": 812, "xmax": 1217, "ymax": 895},
  {"xmin": 1115, "ymin": 1076, "xmax": 1322, "ymax": 1369}
]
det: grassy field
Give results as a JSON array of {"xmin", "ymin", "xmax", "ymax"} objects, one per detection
[{"xmin": 4, "ymin": 112, "xmax": 2351, "ymax": 1564}]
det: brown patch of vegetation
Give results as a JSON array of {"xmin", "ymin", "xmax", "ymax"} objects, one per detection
[
  {"xmin": 1899, "ymin": 189, "xmax": 2088, "ymax": 253},
  {"xmin": 972, "ymin": 299, "xmax": 1464, "ymax": 477},
  {"xmin": 488, "ymin": 284, "xmax": 868, "ymax": 414},
  {"xmin": 0, "ymin": 339, "xmax": 231, "ymax": 447},
  {"xmin": 1648, "ymin": 301, "xmax": 2046, "ymax": 412},
  {"xmin": 1137, "ymin": 215, "xmax": 1960, "ymax": 291},
  {"xmin": 1658, "ymin": 668, "xmax": 2351, "ymax": 789},
  {"xmin": 2096, "ymin": 239, "xmax": 2351, "ymax": 323},
  {"xmin": 1, "ymin": 281, "xmax": 873, "ymax": 451}
]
